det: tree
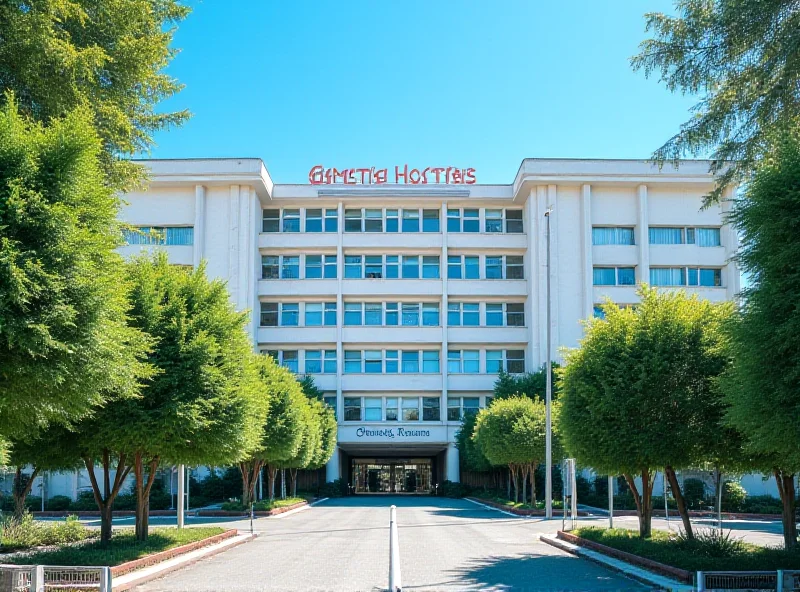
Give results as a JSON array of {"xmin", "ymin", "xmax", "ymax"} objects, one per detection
[
  {"xmin": 473, "ymin": 396, "xmax": 550, "ymax": 504},
  {"xmin": 281, "ymin": 399, "xmax": 319, "ymax": 499},
  {"xmin": 0, "ymin": 98, "xmax": 150, "ymax": 438},
  {"xmin": 298, "ymin": 375, "xmax": 324, "ymax": 400},
  {"xmin": 722, "ymin": 133, "xmax": 800, "ymax": 549},
  {"xmin": 239, "ymin": 356, "xmax": 305, "ymax": 506},
  {"xmin": 455, "ymin": 411, "xmax": 492, "ymax": 473},
  {"xmin": 631, "ymin": 0, "xmax": 800, "ymax": 203},
  {"xmin": 0, "ymin": 0, "xmax": 190, "ymax": 189},
  {"xmin": 493, "ymin": 364, "xmax": 560, "ymax": 401},
  {"xmin": 559, "ymin": 286, "xmax": 733, "ymax": 538}
]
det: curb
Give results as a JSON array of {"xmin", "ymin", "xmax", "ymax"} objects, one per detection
[
  {"xmin": 467, "ymin": 497, "xmax": 590, "ymax": 517},
  {"xmin": 540, "ymin": 533, "xmax": 692, "ymax": 592},
  {"xmin": 112, "ymin": 531, "xmax": 255, "ymax": 591}
]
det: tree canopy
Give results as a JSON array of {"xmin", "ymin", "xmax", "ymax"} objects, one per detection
[
  {"xmin": 493, "ymin": 364, "xmax": 560, "ymax": 401},
  {"xmin": 559, "ymin": 286, "xmax": 733, "ymax": 537},
  {"xmin": 0, "ymin": 0, "xmax": 190, "ymax": 188},
  {"xmin": 631, "ymin": 0, "xmax": 800, "ymax": 203},
  {"xmin": 722, "ymin": 133, "xmax": 800, "ymax": 548},
  {"xmin": 0, "ymin": 97, "xmax": 150, "ymax": 437}
]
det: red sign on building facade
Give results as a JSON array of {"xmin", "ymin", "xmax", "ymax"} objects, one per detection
[{"xmin": 309, "ymin": 165, "xmax": 476, "ymax": 185}]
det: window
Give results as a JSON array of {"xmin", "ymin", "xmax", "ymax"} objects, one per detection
[
  {"xmin": 365, "ymin": 303, "xmax": 382, "ymax": 326},
  {"xmin": 402, "ymin": 209, "xmax": 419, "ymax": 232},
  {"xmin": 422, "ymin": 303, "xmax": 439, "ymax": 326},
  {"xmin": 593, "ymin": 305, "xmax": 606, "ymax": 319},
  {"xmin": 364, "ymin": 397, "xmax": 382, "ymax": 421},
  {"xmin": 447, "ymin": 255, "xmax": 480, "ymax": 279},
  {"xmin": 486, "ymin": 256, "xmax": 502, "ymax": 279},
  {"xmin": 464, "ymin": 256, "xmax": 479, "ymax": 279},
  {"xmin": 261, "ymin": 256, "xmax": 279, "ymax": 279},
  {"xmin": 324, "ymin": 209, "xmax": 338, "ymax": 232},
  {"xmin": 365, "ymin": 255, "xmax": 383, "ymax": 278},
  {"xmin": 423, "ymin": 397, "xmax": 440, "ymax": 421},
  {"xmin": 386, "ymin": 350, "xmax": 399, "ymax": 373},
  {"xmin": 422, "ymin": 256, "xmax": 440, "ymax": 279},
  {"xmin": 447, "ymin": 350, "xmax": 479, "ymax": 373},
  {"xmin": 506, "ymin": 256, "xmax": 524, "ymax": 279},
  {"xmin": 365, "ymin": 209, "xmax": 383, "ymax": 232},
  {"xmin": 385, "ymin": 256, "xmax": 399, "ymax": 278},
  {"xmin": 447, "ymin": 350, "xmax": 461, "ymax": 374},
  {"xmin": 345, "ymin": 209, "xmax": 362, "ymax": 232},
  {"xmin": 344, "ymin": 303, "xmax": 363, "ymax": 325},
  {"xmin": 648, "ymin": 226, "xmax": 720, "ymax": 246},
  {"xmin": 463, "ymin": 209, "xmax": 479, "ymax": 232},
  {"xmin": 506, "ymin": 303, "xmax": 525, "ymax": 326},
  {"xmin": 305, "ymin": 209, "xmax": 323, "ymax": 232},
  {"xmin": 165, "ymin": 227, "xmax": 193, "ymax": 245},
  {"xmin": 422, "ymin": 351, "xmax": 440, "ymax": 373},
  {"xmin": 345, "ymin": 255, "xmax": 362, "ymax": 278},
  {"xmin": 344, "ymin": 397, "xmax": 361, "ymax": 421},
  {"xmin": 486, "ymin": 303, "xmax": 503, "ymax": 326},
  {"xmin": 592, "ymin": 227, "xmax": 635, "ymax": 245},
  {"xmin": 324, "ymin": 350, "xmax": 337, "ymax": 373},
  {"xmin": 323, "ymin": 395, "xmax": 337, "ymax": 417},
  {"xmin": 262, "ymin": 209, "xmax": 279, "ymax": 232},
  {"xmin": 282, "ymin": 256, "xmax": 300, "ymax": 279},
  {"xmin": 305, "ymin": 254, "xmax": 337, "ymax": 279},
  {"xmin": 507, "ymin": 350, "xmax": 525, "ymax": 373},
  {"xmin": 447, "ymin": 209, "xmax": 461, "ymax": 232},
  {"xmin": 280, "ymin": 303, "xmax": 299, "ymax": 326},
  {"xmin": 697, "ymin": 228, "xmax": 721, "ymax": 247},
  {"xmin": 364, "ymin": 351, "xmax": 382, "ymax": 374},
  {"xmin": 402, "ymin": 256, "xmax": 419, "ymax": 279},
  {"xmin": 593, "ymin": 267, "xmax": 635, "ymax": 286},
  {"xmin": 402, "ymin": 351, "xmax": 419, "ymax": 373},
  {"xmin": 447, "ymin": 256, "xmax": 462, "ymax": 279},
  {"xmin": 124, "ymin": 226, "xmax": 195, "ymax": 246},
  {"xmin": 650, "ymin": 267, "xmax": 686, "ymax": 286},
  {"xmin": 305, "ymin": 350, "xmax": 322, "ymax": 374},
  {"xmin": 282, "ymin": 350, "xmax": 298, "ymax": 373},
  {"xmin": 448, "ymin": 302, "xmax": 479, "ymax": 326},
  {"xmin": 324, "ymin": 302, "xmax": 337, "ymax": 325},
  {"xmin": 649, "ymin": 227, "xmax": 684, "ymax": 245},
  {"xmin": 423, "ymin": 210, "xmax": 440, "ymax": 232},
  {"xmin": 402, "ymin": 303, "xmax": 419, "ymax": 326},
  {"xmin": 485, "ymin": 209, "xmax": 503, "ymax": 233},
  {"xmin": 385, "ymin": 302, "xmax": 399, "ymax": 325},
  {"xmin": 344, "ymin": 351, "xmax": 362, "ymax": 373},
  {"xmin": 260, "ymin": 302, "xmax": 278, "ymax": 326},
  {"xmin": 386, "ymin": 397, "xmax": 398, "ymax": 421},
  {"xmin": 447, "ymin": 208, "xmax": 479, "ymax": 232},
  {"xmin": 386, "ymin": 210, "xmax": 399, "ymax": 232},
  {"xmin": 506, "ymin": 210, "xmax": 523, "ymax": 233},
  {"xmin": 447, "ymin": 397, "xmax": 480, "ymax": 421},
  {"xmin": 305, "ymin": 303, "xmax": 336, "ymax": 326},
  {"xmin": 402, "ymin": 397, "xmax": 419, "ymax": 421},
  {"xmin": 282, "ymin": 209, "xmax": 300, "ymax": 233},
  {"xmin": 653, "ymin": 267, "xmax": 721, "ymax": 287},
  {"xmin": 694, "ymin": 268, "xmax": 722, "ymax": 287}
]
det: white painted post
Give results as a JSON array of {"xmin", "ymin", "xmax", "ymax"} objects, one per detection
[
  {"xmin": 177, "ymin": 464, "xmax": 185, "ymax": 529},
  {"xmin": 544, "ymin": 208, "xmax": 553, "ymax": 520},
  {"xmin": 663, "ymin": 471, "xmax": 669, "ymax": 526},
  {"xmin": 697, "ymin": 571, "xmax": 705, "ymax": 592},
  {"xmin": 777, "ymin": 569, "xmax": 784, "ymax": 592},
  {"xmin": 608, "ymin": 475, "xmax": 614, "ymax": 529},
  {"xmin": 388, "ymin": 505, "xmax": 402, "ymax": 592},
  {"xmin": 30, "ymin": 566, "xmax": 44, "ymax": 592},
  {"xmin": 100, "ymin": 566, "xmax": 112, "ymax": 592}
]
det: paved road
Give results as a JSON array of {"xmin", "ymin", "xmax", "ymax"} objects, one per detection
[{"xmin": 133, "ymin": 496, "xmax": 646, "ymax": 592}]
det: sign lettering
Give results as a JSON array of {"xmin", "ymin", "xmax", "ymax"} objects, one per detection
[
  {"xmin": 309, "ymin": 165, "xmax": 476, "ymax": 186},
  {"xmin": 355, "ymin": 427, "xmax": 431, "ymax": 439}
]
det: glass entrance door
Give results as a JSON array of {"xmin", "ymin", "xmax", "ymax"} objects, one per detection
[{"xmin": 352, "ymin": 459, "xmax": 432, "ymax": 493}]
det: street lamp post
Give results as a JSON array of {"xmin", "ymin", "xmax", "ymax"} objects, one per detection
[{"xmin": 544, "ymin": 208, "xmax": 553, "ymax": 520}]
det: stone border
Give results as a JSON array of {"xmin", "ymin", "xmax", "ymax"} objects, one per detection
[
  {"xmin": 556, "ymin": 530, "xmax": 693, "ymax": 584},
  {"xmin": 110, "ymin": 529, "xmax": 237, "ymax": 577},
  {"xmin": 467, "ymin": 497, "xmax": 589, "ymax": 517},
  {"xmin": 195, "ymin": 500, "xmax": 307, "ymax": 517}
]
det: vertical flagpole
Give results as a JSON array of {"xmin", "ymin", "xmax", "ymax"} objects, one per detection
[{"xmin": 545, "ymin": 208, "xmax": 553, "ymax": 520}]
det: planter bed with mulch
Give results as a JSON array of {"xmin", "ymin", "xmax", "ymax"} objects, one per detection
[
  {"xmin": 196, "ymin": 500, "xmax": 308, "ymax": 517},
  {"xmin": 556, "ymin": 530, "xmax": 693, "ymax": 583},
  {"xmin": 469, "ymin": 497, "xmax": 589, "ymax": 517}
]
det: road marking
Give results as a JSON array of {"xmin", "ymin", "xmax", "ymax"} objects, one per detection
[
  {"xmin": 463, "ymin": 497, "xmax": 520, "ymax": 518},
  {"xmin": 309, "ymin": 497, "xmax": 329, "ymax": 506}
]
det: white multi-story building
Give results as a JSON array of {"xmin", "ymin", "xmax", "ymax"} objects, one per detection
[{"xmin": 111, "ymin": 157, "xmax": 739, "ymax": 495}]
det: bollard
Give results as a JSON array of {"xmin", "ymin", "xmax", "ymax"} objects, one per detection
[
  {"xmin": 30, "ymin": 566, "xmax": 44, "ymax": 592},
  {"xmin": 388, "ymin": 505, "xmax": 402, "ymax": 592},
  {"xmin": 697, "ymin": 571, "xmax": 705, "ymax": 592},
  {"xmin": 250, "ymin": 502, "xmax": 254, "ymax": 535},
  {"xmin": 100, "ymin": 566, "xmax": 112, "ymax": 592}
]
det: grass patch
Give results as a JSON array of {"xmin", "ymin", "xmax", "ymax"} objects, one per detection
[
  {"xmin": 220, "ymin": 497, "xmax": 306, "ymax": 512},
  {"xmin": 574, "ymin": 527, "xmax": 800, "ymax": 571},
  {"xmin": 1, "ymin": 514, "xmax": 95, "ymax": 552},
  {"xmin": 5, "ymin": 527, "xmax": 224, "ymax": 567}
]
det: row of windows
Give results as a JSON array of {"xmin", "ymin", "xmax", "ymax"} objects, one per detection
[
  {"xmin": 258, "ymin": 301, "xmax": 526, "ymax": 328},
  {"xmin": 591, "ymin": 226, "xmax": 722, "ymax": 247},
  {"xmin": 262, "ymin": 208, "xmax": 524, "ymax": 234},
  {"xmin": 592, "ymin": 266, "xmax": 723, "ymax": 287},
  {"xmin": 260, "ymin": 254, "xmax": 525, "ymax": 280},
  {"xmin": 262, "ymin": 349, "xmax": 525, "ymax": 375},
  {"xmin": 123, "ymin": 226, "xmax": 194, "ymax": 246},
  {"xmin": 340, "ymin": 395, "xmax": 489, "ymax": 422}
]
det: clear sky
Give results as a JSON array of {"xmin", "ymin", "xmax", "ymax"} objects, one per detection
[{"xmin": 150, "ymin": 0, "xmax": 695, "ymax": 185}]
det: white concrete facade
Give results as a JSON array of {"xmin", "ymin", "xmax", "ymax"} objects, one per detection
[{"xmin": 113, "ymin": 157, "xmax": 739, "ymax": 491}]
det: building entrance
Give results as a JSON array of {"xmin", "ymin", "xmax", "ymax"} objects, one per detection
[{"xmin": 352, "ymin": 458, "xmax": 433, "ymax": 493}]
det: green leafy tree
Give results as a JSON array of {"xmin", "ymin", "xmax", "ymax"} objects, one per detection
[
  {"xmin": 281, "ymin": 399, "xmax": 319, "ymax": 499},
  {"xmin": 473, "ymin": 396, "xmax": 551, "ymax": 504},
  {"xmin": 722, "ymin": 133, "xmax": 800, "ymax": 549},
  {"xmin": 239, "ymin": 356, "xmax": 305, "ymax": 505},
  {"xmin": 0, "ymin": 98, "xmax": 150, "ymax": 437},
  {"xmin": 560, "ymin": 287, "xmax": 733, "ymax": 538},
  {"xmin": 455, "ymin": 411, "xmax": 492, "ymax": 473},
  {"xmin": 631, "ymin": 0, "xmax": 800, "ymax": 203},
  {"xmin": 0, "ymin": 0, "xmax": 190, "ymax": 188},
  {"xmin": 493, "ymin": 364, "xmax": 560, "ymax": 400},
  {"xmin": 305, "ymin": 397, "xmax": 337, "ymax": 488},
  {"xmin": 79, "ymin": 254, "xmax": 268, "ymax": 542},
  {"xmin": 298, "ymin": 375, "xmax": 325, "ymax": 400}
]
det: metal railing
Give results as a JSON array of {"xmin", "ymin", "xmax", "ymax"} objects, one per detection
[
  {"xmin": 697, "ymin": 570, "xmax": 800, "ymax": 591},
  {"xmin": 0, "ymin": 565, "xmax": 111, "ymax": 592}
]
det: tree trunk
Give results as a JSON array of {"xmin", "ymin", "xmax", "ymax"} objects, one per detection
[
  {"xmin": 665, "ymin": 466, "xmax": 693, "ymax": 539},
  {"xmin": 509, "ymin": 464, "xmax": 519, "ymax": 502},
  {"xmin": 83, "ymin": 450, "xmax": 130, "ymax": 547},
  {"xmin": 531, "ymin": 464, "xmax": 537, "ymax": 506},
  {"xmin": 521, "ymin": 465, "xmax": 528, "ymax": 506},
  {"xmin": 714, "ymin": 468, "xmax": 723, "ymax": 530},
  {"xmin": 774, "ymin": 469, "xmax": 797, "ymax": 550},
  {"xmin": 238, "ymin": 460, "xmax": 262, "ymax": 507},
  {"xmin": 267, "ymin": 465, "xmax": 277, "ymax": 501},
  {"xmin": 506, "ymin": 469, "xmax": 511, "ymax": 500},
  {"xmin": 290, "ymin": 469, "xmax": 298, "ymax": 498},
  {"xmin": 624, "ymin": 470, "xmax": 654, "ymax": 538},
  {"xmin": 133, "ymin": 454, "xmax": 159, "ymax": 542},
  {"xmin": 280, "ymin": 468, "xmax": 287, "ymax": 500},
  {"xmin": 12, "ymin": 466, "xmax": 40, "ymax": 521}
]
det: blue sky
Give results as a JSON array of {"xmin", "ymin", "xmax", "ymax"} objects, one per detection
[{"xmin": 151, "ymin": 1, "xmax": 695, "ymax": 184}]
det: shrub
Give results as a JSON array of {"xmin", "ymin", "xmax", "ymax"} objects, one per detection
[
  {"xmin": 0, "ymin": 514, "xmax": 93, "ymax": 551},
  {"xmin": 575, "ymin": 474, "xmax": 593, "ymax": 500},
  {"xmin": 722, "ymin": 481, "xmax": 747, "ymax": 512},
  {"xmin": 593, "ymin": 475, "xmax": 609, "ymax": 498},
  {"xmin": 681, "ymin": 478, "xmax": 708, "ymax": 509},
  {"xmin": 439, "ymin": 480, "xmax": 470, "ymax": 498},
  {"xmin": 45, "ymin": 496, "xmax": 72, "ymax": 511},
  {"xmin": 673, "ymin": 527, "xmax": 746, "ymax": 558},
  {"xmin": 220, "ymin": 501, "xmax": 245, "ymax": 512},
  {"xmin": 319, "ymin": 478, "xmax": 348, "ymax": 498},
  {"xmin": 741, "ymin": 495, "xmax": 783, "ymax": 514},
  {"xmin": 69, "ymin": 491, "xmax": 98, "ymax": 511}
]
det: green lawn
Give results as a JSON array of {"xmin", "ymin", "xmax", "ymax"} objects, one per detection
[
  {"xmin": 574, "ymin": 527, "xmax": 800, "ymax": 571},
  {"xmin": 6, "ymin": 527, "xmax": 225, "ymax": 567}
]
